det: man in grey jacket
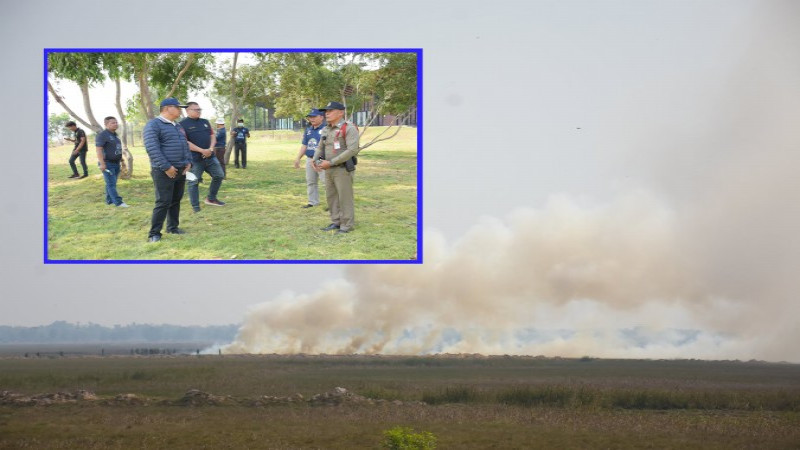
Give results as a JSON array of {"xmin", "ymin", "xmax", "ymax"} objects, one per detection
[{"xmin": 143, "ymin": 98, "xmax": 193, "ymax": 243}]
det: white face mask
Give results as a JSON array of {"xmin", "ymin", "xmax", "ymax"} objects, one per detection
[{"xmin": 238, "ymin": 123, "xmax": 244, "ymax": 127}]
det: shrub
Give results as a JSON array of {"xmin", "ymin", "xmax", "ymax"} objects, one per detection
[{"xmin": 382, "ymin": 426, "xmax": 437, "ymax": 450}]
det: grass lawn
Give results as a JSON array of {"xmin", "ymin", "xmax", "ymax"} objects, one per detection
[
  {"xmin": 46, "ymin": 127, "xmax": 418, "ymax": 261},
  {"xmin": 1, "ymin": 355, "xmax": 798, "ymax": 449}
]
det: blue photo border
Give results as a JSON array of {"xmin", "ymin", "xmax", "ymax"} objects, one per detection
[{"xmin": 44, "ymin": 48, "xmax": 422, "ymax": 265}]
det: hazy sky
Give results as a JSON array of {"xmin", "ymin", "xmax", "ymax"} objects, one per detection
[{"xmin": 3, "ymin": 1, "xmax": 799, "ymax": 361}]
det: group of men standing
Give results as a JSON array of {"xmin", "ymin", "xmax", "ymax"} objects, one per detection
[{"xmin": 64, "ymin": 97, "xmax": 361, "ymax": 242}]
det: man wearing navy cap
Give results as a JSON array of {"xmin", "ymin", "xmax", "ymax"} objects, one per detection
[
  {"xmin": 143, "ymin": 98, "xmax": 193, "ymax": 243},
  {"xmin": 312, "ymin": 101, "xmax": 360, "ymax": 234},
  {"xmin": 294, "ymin": 109, "xmax": 327, "ymax": 208}
]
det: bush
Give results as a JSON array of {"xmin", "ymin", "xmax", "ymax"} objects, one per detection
[{"xmin": 382, "ymin": 426, "xmax": 437, "ymax": 450}]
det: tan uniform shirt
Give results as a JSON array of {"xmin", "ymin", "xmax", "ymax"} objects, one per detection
[{"xmin": 313, "ymin": 119, "xmax": 360, "ymax": 166}]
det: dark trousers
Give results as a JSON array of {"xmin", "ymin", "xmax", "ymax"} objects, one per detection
[
  {"xmin": 214, "ymin": 146, "xmax": 226, "ymax": 176},
  {"xmin": 149, "ymin": 167, "xmax": 186, "ymax": 238},
  {"xmin": 69, "ymin": 150, "xmax": 88, "ymax": 176},
  {"xmin": 234, "ymin": 141, "xmax": 247, "ymax": 168}
]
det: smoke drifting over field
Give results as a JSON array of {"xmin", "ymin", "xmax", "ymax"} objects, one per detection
[
  {"xmin": 225, "ymin": 188, "xmax": 798, "ymax": 361},
  {"xmin": 224, "ymin": 2, "xmax": 800, "ymax": 362}
]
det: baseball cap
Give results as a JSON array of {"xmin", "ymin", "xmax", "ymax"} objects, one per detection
[
  {"xmin": 215, "ymin": 117, "xmax": 225, "ymax": 124},
  {"xmin": 306, "ymin": 109, "xmax": 323, "ymax": 117},
  {"xmin": 160, "ymin": 98, "xmax": 187, "ymax": 108},
  {"xmin": 318, "ymin": 101, "xmax": 345, "ymax": 111}
]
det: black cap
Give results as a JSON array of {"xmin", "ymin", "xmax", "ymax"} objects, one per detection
[{"xmin": 318, "ymin": 101, "xmax": 345, "ymax": 111}]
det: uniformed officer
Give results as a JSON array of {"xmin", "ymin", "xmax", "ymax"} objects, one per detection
[{"xmin": 313, "ymin": 101, "xmax": 360, "ymax": 234}]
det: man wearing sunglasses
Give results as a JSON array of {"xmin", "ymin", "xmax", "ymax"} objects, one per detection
[{"xmin": 180, "ymin": 102, "xmax": 226, "ymax": 213}]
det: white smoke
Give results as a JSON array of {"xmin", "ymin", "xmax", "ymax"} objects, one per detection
[
  {"xmin": 224, "ymin": 1, "xmax": 800, "ymax": 362},
  {"xmin": 224, "ymin": 190, "xmax": 798, "ymax": 361}
]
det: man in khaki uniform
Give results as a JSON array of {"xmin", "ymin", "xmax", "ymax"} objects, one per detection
[{"xmin": 313, "ymin": 101, "xmax": 360, "ymax": 234}]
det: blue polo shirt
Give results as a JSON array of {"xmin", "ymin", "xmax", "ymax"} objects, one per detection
[
  {"xmin": 233, "ymin": 126, "xmax": 249, "ymax": 142},
  {"xmin": 301, "ymin": 121, "xmax": 326, "ymax": 158},
  {"xmin": 179, "ymin": 117, "xmax": 214, "ymax": 162},
  {"xmin": 215, "ymin": 126, "xmax": 226, "ymax": 148},
  {"xmin": 95, "ymin": 129, "xmax": 122, "ymax": 162}
]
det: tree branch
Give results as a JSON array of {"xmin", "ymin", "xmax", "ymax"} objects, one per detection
[
  {"xmin": 359, "ymin": 114, "xmax": 406, "ymax": 151},
  {"xmin": 47, "ymin": 80, "xmax": 97, "ymax": 132},
  {"xmin": 165, "ymin": 53, "xmax": 195, "ymax": 99}
]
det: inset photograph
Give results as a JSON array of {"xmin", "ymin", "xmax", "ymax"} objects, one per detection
[{"xmin": 45, "ymin": 50, "xmax": 420, "ymax": 262}]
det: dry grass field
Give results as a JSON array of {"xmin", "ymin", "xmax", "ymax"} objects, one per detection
[{"xmin": 1, "ymin": 354, "xmax": 798, "ymax": 449}]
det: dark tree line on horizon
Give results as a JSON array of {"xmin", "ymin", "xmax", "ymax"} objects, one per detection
[{"xmin": 0, "ymin": 321, "xmax": 239, "ymax": 343}]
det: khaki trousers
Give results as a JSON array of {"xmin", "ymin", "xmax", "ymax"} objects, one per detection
[{"xmin": 325, "ymin": 166, "xmax": 355, "ymax": 231}]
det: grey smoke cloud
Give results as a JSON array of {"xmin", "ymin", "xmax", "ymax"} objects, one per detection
[
  {"xmin": 224, "ymin": 1, "xmax": 800, "ymax": 362},
  {"xmin": 224, "ymin": 189, "xmax": 796, "ymax": 361}
]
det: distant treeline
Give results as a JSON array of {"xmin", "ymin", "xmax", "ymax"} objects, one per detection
[{"xmin": 0, "ymin": 321, "xmax": 239, "ymax": 343}]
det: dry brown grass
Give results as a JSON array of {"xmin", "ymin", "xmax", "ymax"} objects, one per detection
[{"xmin": 1, "ymin": 354, "xmax": 799, "ymax": 448}]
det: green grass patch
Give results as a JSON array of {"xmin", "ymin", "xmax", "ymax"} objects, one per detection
[{"xmin": 46, "ymin": 127, "xmax": 418, "ymax": 261}]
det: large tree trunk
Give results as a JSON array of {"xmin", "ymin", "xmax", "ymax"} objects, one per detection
[
  {"xmin": 224, "ymin": 53, "xmax": 239, "ymax": 165},
  {"xmin": 136, "ymin": 56, "xmax": 155, "ymax": 120},
  {"xmin": 47, "ymin": 81, "xmax": 101, "ymax": 132},
  {"xmin": 79, "ymin": 81, "xmax": 103, "ymax": 132},
  {"xmin": 114, "ymin": 77, "xmax": 134, "ymax": 179}
]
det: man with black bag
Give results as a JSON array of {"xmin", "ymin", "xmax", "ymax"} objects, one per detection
[{"xmin": 313, "ymin": 101, "xmax": 360, "ymax": 234}]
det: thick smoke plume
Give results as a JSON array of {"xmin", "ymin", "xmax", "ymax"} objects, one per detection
[
  {"xmin": 224, "ymin": 190, "xmax": 798, "ymax": 361},
  {"xmin": 225, "ymin": 2, "xmax": 800, "ymax": 362}
]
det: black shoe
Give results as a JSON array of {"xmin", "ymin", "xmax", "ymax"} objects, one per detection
[
  {"xmin": 336, "ymin": 229, "xmax": 350, "ymax": 234},
  {"xmin": 320, "ymin": 223, "xmax": 340, "ymax": 231},
  {"xmin": 79, "ymin": 175, "xmax": 88, "ymax": 179},
  {"xmin": 68, "ymin": 174, "xmax": 79, "ymax": 178},
  {"xmin": 193, "ymin": 207, "xmax": 201, "ymax": 213},
  {"xmin": 166, "ymin": 228, "xmax": 186, "ymax": 235},
  {"xmin": 148, "ymin": 235, "xmax": 161, "ymax": 243},
  {"xmin": 235, "ymin": 164, "xmax": 240, "ymax": 169},
  {"xmin": 302, "ymin": 204, "xmax": 314, "ymax": 208}
]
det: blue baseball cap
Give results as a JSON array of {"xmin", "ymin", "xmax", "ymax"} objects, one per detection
[
  {"xmin": 306, "ymin": 109, "xmax": 323, "ymax": 117},
  {"xmin": 318, "ymin": 101, "xmax": 345, "ymax": 111},
  {"xmin": 160, "ymin": 98, "xmax": 187, "ymax": 108}
]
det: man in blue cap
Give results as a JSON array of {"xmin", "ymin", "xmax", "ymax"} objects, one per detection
[
  {"xmin": 312, "ymin": 101, "xmax": 360, "ymax": 234},
  {"xmin": 143, "ymin": 98, "xmax": 193, "ymax": 243},
  {"xmin": 294, "ymin": 109, "xmax": 327, "ymax": 208}
]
